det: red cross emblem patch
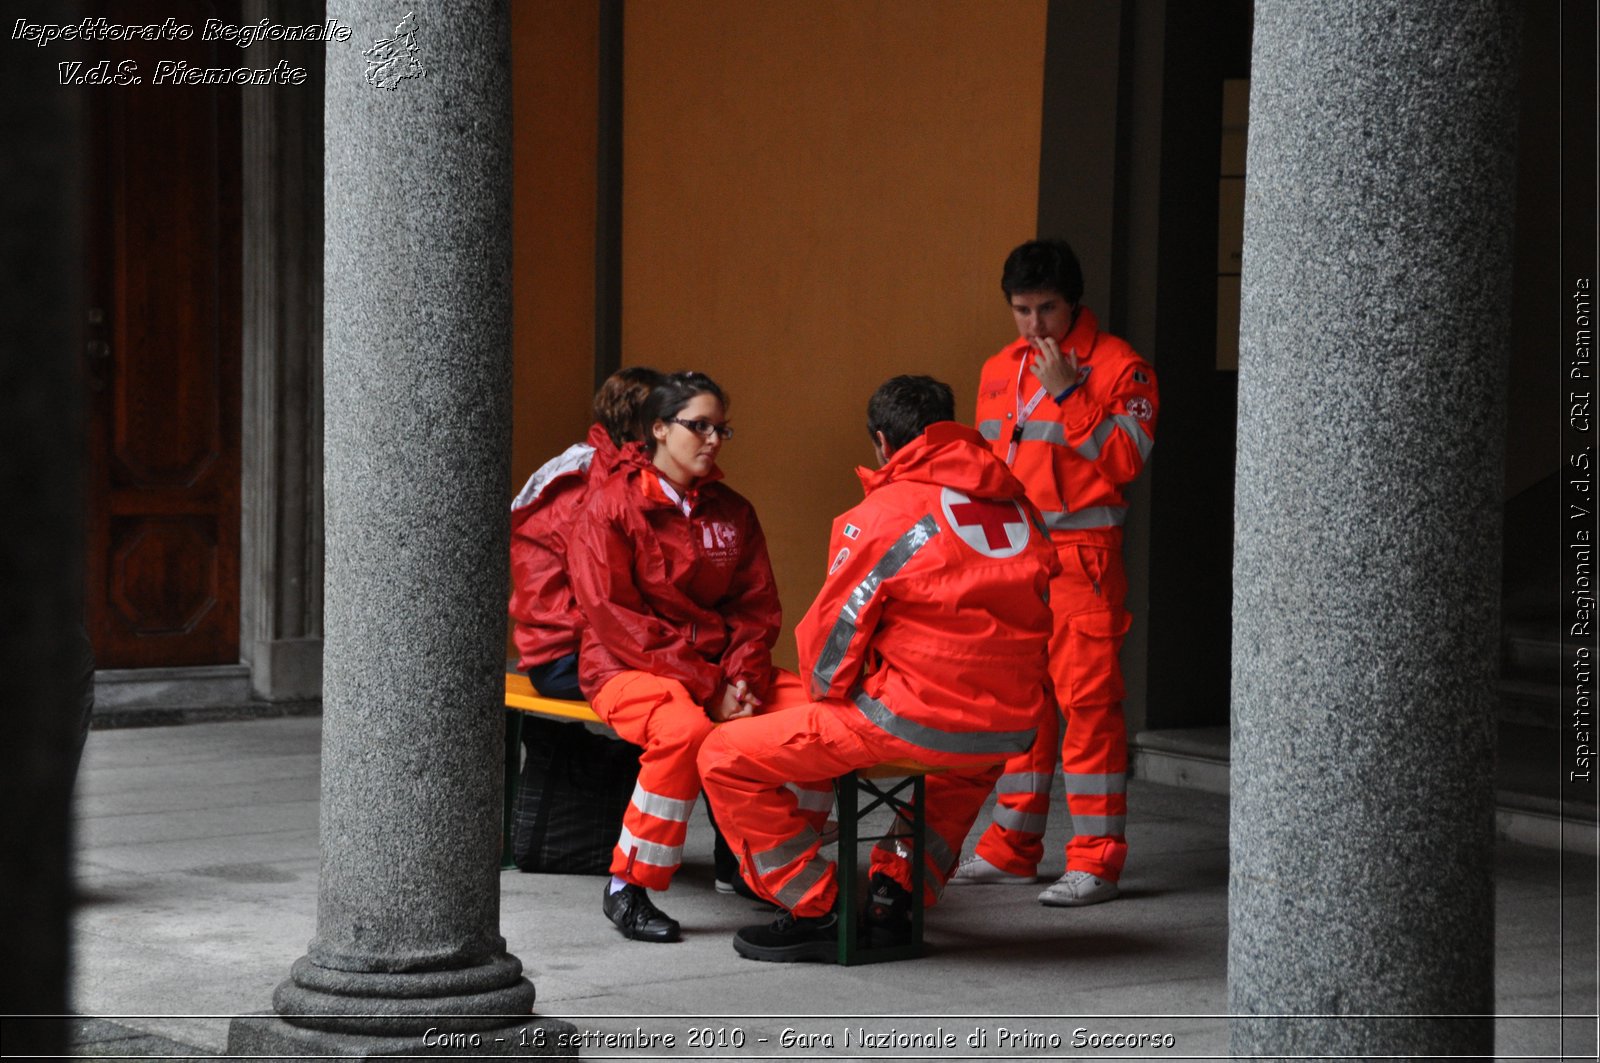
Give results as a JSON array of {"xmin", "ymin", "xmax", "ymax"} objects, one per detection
[{"xmin": 940, "ymin": 488, "xmax": 1030, "ymax": 558}]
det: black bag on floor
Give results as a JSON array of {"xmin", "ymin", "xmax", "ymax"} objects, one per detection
[{"xmin": 511, "ymin": 715, "xmax": 642, "ymax": 874}]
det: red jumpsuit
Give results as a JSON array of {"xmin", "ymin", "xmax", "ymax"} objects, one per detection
[
  {"xmin": 972, "ymin": 305, "xmax": 1158, "ymax": 882},
  {"xmin": 568, "ymin": 450, "xmax": 826, "ymax": 891},
  {"xmin": 508, "ymin": 423, "xmax": 621, "ymax": 672},
  {"xmin": 697, "ymin": 422, "xmax": 1059, "ymax": 915}
]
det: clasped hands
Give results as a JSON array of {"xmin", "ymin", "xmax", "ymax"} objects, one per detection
[{"xmin": 710, "ymin": 677, "xmax": 762, "ymax": 722}]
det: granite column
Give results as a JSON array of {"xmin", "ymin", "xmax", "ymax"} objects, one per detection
[
  {"xmin": 228, "ymin": 2, "xmax": 568, "ymax": 1055},
  {"xmin": 1229, "ymin": 1, "xmax": 1522, "ymax": 1057}
]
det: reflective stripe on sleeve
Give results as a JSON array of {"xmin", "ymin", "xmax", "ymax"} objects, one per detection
[
  {"xmin": 1062, "ymin": 772, "xmax": 1126, "ymax": 796},
  {"xmin": 1069, "ymin": 814, "xmax": 1127, "ymax": 837},
  {"xmin": 1040, "ymin": 506, "xmax": 1127, "ymax": 531},
  {"xmin": 1073, "ymin": 414, "xmax": 1152, "ymax": 462},
  {"xmin": 993, "ymin": 806, "xmax": 1049, "ymax": 835},
  {"xmin": 630, "ymin": 783, "xmax": 696, "ymax": 823},
  {"xmin": 977, "ymin": 419, "xmax": 1003, "ymax": 442},
  {"xmin": 810, "ymin": 516, "xmax": 940, "ymax": 696},
  {"xmin": 617, "ymin": 827, "xmax": 682, "ymax": 869},
  {"xmin": 850, "ymin": 690, "xmax": 1035, "ymax": 756}
]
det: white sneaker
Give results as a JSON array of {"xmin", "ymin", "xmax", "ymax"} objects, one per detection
[
  {"xmin": 1038, "ymin": 870, "xmax": 1119, "ymax": 907},
  {"xmin": 948, "ymin": 854, "xmax": 1037, "ymax": 885}
]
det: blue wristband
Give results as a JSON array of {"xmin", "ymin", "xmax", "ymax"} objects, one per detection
[{"xmin": 1054, "ymin": 383, "xmax": 1079, "ymax": 403}]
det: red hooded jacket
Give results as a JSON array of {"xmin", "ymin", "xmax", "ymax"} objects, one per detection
[
  {"xmin": 568, "ymin": 448, "xmax": 781, "ymax": 705},
  {"xmin": 508, "ymin": 422, "xmax": 622, "ymax": 670},
  {"xmin": 795, "ymin": 422, "xmax": 1060, "ymax": 759}
]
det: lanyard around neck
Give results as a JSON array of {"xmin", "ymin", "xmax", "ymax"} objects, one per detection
[{"xmin": 1007, "ymin": 354, "xmax": 1049, "ymax": 465}]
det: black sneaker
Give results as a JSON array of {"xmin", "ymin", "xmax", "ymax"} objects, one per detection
[
  {"xmin": 863, "ymin": 872, "xmax": 913, "ymax": 948},
  {"xmin": 732, "ymin": 909, "xmax": 838, "ymax": 962},
  {"xmin": 603, "ymin": 883, "xmax": 681, "ymax": 943}
]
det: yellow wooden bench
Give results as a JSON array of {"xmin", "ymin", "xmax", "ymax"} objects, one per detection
[{"xmin": 502, "ymin": 670, "xmax": 964, "ymax": 964}]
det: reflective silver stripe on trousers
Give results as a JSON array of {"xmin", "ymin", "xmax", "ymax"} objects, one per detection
[
  {"xmin": 1062, "ymin": 772, "xmax": 1126, "ymax": 796},
  {"xmin": 785, "ymin": 783, "xmax": 834, "ymax": 813},
  {"xmin": 617, "ymin": 826, "xmax": 682, "ymax": 868},
  {"xmin": 1040, "ymin": 505, "xmax": 1127, "ymax": 530},
  {"xmin": 851, "ymin": 690, "xmax": 1036, "ymax": 756},
  {"xmin": 1073, "ymin": 414, "xmax": 1152, "ymax": 462},
  {"xmin": 1069, "ymin": 814, "xmax": 1127, "ymax": 837},
  {"xmin": 995, "ymin": 771, "xmax": 1053, "ymax": 796},
  {"xmin": 810, "ymin": 516, "xmax": 941, "ymax": 695},
  {"xmin": 630, "ymin": 783, "xmax": 696, "ymax": 822},
  {"xmin": 751, "ymin": 826, "xmax": 821, "ymax": 876},
  {"xmin": 977, "ymin": 419, "xmax": 1003, "ymax": 441},
  {"xmin": 774, "ymin": 856, "xmax": 832, "ymax": 910},
  {"xmin": 993, "ymin": 806, "xmax": 1049, "ymax": 835}
]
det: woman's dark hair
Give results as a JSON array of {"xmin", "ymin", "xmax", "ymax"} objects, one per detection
[
  {"xmin": 866, "ymin": 375, "xmax": 955, "ymax": 452},
  {"xmin": 593, "ymin": 366, "xmax": 666, "ymax": 446},
  {"xmin": 641, "ymin": 371, "xmax": 728, "ymax": 452},
  {"xmin": 1001, "ymin": 239, "xmax": 1084, "ymax": 304}
]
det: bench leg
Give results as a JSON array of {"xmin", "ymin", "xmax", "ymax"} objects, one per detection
[
  {"xmin": 501, "ymin": 709, "xmax": 522, "ymax": 871},
  {"xmin": 834, "ymin": 772, "xmax": 926, "ymax": 966}
]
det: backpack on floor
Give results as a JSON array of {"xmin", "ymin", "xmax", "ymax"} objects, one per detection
[{"xmin": 511, "ymin": 715, "xmax": 641, "ymax": 874}]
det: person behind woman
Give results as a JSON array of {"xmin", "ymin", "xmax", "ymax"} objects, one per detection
[
  {"xmin": 509, "ymin": 367, "xmax": 664, "ymax": 698},
  {"xmin": 569, "ymin": 371, "xmax": 824, "ymax": 943}
]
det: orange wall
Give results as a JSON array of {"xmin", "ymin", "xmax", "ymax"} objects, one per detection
[
  {"xmin": 623, "ymin": 0, "xmax": 1046, "ymax": 668},
  {"xmin": 510, "ymin": 0, "xmax": 599, "ymax": 491}
]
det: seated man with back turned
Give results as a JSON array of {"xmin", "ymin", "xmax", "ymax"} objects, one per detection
[{"xmin": 697, "ymin": 375, "xmax": 1060, "ymax": 962}]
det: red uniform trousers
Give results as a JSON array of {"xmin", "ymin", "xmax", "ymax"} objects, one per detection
[
  {"xmin": 592, "ymin": 670, "xmax": 833, "ymax": 892},
  {"xmin": 698, "ymin": 674, "xmax": 1006, "ymax": 917},
  {"xmin": 973, "ymin": 535, "xmax": 1130, "ymax": 881}
]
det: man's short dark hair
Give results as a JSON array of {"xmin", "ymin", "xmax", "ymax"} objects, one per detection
[
  {"xmin": 1001, "ymin": 239, "xmax": 1084, "ymax": 304},
  {"xmin": 867, "ymin": 375, "xmax": 956, "ymax": 452}
]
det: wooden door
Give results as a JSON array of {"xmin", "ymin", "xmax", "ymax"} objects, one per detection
[{"xmin": 84, "ymin": 4, "xmax": 242, "ymax": 669}]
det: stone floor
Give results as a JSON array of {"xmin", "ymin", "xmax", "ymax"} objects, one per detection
[{"xmin": 58, "ymin": 716, "xmax": 1599, "ymax": 1059}]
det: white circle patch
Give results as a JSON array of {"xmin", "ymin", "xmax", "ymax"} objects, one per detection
[
  {"xmin": 939, "ymin": 487, "xmax": 1030, "ymax": 558},
  {"xmin": 1126, "ymin": 396, "xmax": 1154, "ymax": 423}
]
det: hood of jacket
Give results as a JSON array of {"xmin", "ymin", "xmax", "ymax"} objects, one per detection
[{"xmin": 857, "ymin": 421, "xmax": 1028, "ymax": 501}]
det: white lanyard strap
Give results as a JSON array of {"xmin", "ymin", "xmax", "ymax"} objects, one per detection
[{"xmin": 1006, "ymin": 355, "xmax": 1049, "ymax": 465}]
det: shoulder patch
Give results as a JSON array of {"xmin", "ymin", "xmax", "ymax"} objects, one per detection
[
  {"xmin": 829, "ymin": 547, "xmax": 851, "ymax": 574},
  {"xmin": 842, "ymin": 523, "xmax": 861, "ymax": 540},
  {"xmin": 940, "ymin": 487, "xmax": 1030, "ymax": 558},
  {"xmin": 1133, "ymin": 368, "xmax": 1150, "ymax": 385},
  {"xmin": 1126, "ymin": 396, "xmax": 1154, "ymax": 423}
]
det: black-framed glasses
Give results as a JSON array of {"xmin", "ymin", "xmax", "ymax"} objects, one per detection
[{"xmin": 669, "ymin": 418, "xmax": 734, "ymax": 440}]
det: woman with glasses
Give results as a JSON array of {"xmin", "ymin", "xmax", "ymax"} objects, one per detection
[{"xmin": 569, "ymin": 370, "xmax": 823, "ymax": 944}]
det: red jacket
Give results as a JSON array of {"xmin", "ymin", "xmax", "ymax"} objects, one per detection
[
  {"xmin": 508, "ymin": 423, "xmax": 621, "ymax": 670},
  {"xmin": 795, "ymin": 422, "xmax": 1060, "ymax": 759},
  {"xmin": 975, "ymin": 306, "xmax": 1158, "ymax": 544},
  {"xmin": 568, "ymin": 449, "xmax": 781, "ymax": 705}
]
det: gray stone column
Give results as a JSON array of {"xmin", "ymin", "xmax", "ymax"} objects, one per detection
[
  {"xmin": 1, "ymin": 29, "xmax": 87, "ymax": 1060},
  {"xmin": 1230, "ymin": 2, "xmax": 1521, "ymax": 1058},
  {"xmin": 240, "ymin": 0, "xmax": 326, "ymax": 704},
  {"xmin": 228, "ymin": 2, "xmax": 569, "ymax": 1055}
]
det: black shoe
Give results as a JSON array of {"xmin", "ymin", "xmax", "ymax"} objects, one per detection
[
  {"xmin": 603, "ymin": 883, "xmax": 681, "ymax": 943},
  {"xmin": 732, "ymin": 909, "xmax": 838, "ymax": 963},
  {"xmin": 863, "ymin": 872, "xmax": 913, "ymax": 948}
]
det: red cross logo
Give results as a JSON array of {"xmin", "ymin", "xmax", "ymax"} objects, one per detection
[{"xmin": 940, "ymin": 488, "xmax": 1029, "ymax": 558}]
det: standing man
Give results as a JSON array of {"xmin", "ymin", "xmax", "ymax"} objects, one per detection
[{"xmin": 954, "ymin": 239, "xmax": 1158, "ymax": 906}]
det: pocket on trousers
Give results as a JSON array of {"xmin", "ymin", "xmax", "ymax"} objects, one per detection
[{"xmin": 1059, "ymin": 608, "xmax": 1131, "ymax": 707}]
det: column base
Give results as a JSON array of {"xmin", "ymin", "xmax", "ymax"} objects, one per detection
[{"xmin": 228, "ymin": 1015, "xmax": 578, "ymax": 1059}]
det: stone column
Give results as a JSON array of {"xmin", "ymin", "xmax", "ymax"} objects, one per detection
[
  {"xmin": 1230, "ymin": 2, "xmax": 1521, "ymax": 1058},
  {"xmin": 1, "ymin": 30, "xmax": 87, "ymax": 1061},
  {"xmin": 228, "ymin": 2, "xmax": 570, "ymax": 1055},
  {"xmin": 240, "ymin": 0, "xmax": 326, "ymax": 705}
]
